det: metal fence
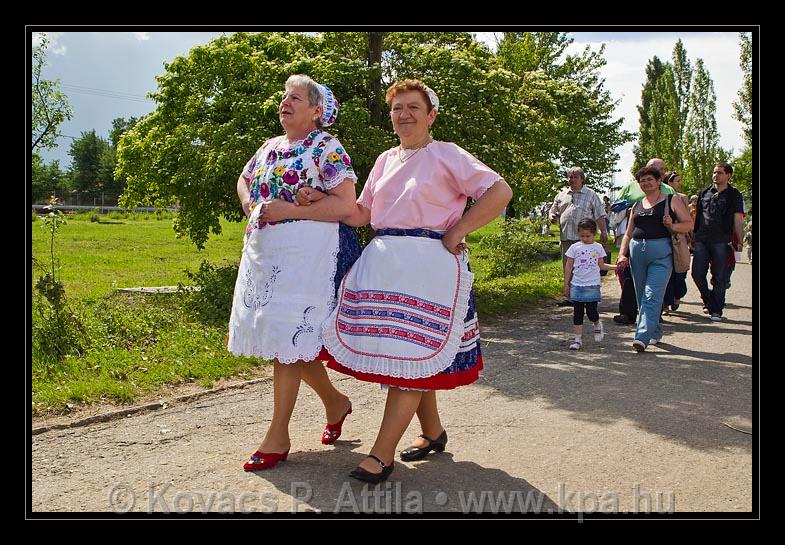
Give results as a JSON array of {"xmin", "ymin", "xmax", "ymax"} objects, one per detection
[
  {"xmin": 32, "ymin": 191, "xmax": 177, "ymax": 214},
  {"xmin": 32, "ymin": 204, "xmax": 178, "ymax": 213}
]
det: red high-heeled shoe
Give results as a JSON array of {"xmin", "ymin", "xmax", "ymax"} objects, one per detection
[
  {"xmin": 321, "ymin": 402, "xmax": 352, "ymax": 445},
  {"xmin": 242, "ymin": 449, "xmax": 289, "ymax": 471}
]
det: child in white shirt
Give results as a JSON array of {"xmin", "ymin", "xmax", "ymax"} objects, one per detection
[{"xmin": 564, "ymin": 218, "xmax": 617, "ymax": 350}]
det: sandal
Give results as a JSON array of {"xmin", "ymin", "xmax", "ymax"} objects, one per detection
[
  {"xmin": 243, "ymin": 449, "xmax": 289, "ymax": 471},
  {"xmin": 322, "ymin": 402, "xmax": 352, "ymax": 445}
]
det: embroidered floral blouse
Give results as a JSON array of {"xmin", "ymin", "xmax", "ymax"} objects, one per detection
[{"xmin": 241, "ymin": 129, "xmax": 357, "ymax": 239}]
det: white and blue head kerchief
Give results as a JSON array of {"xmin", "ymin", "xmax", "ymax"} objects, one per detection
[{"xmin": 319, "ymin": 83, "xmax": 339, "ymax": 127}]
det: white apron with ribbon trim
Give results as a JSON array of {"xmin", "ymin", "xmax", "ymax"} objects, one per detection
[{"xmin": 321, "ymin": 234, "xmax": 474, "ymax": 379}]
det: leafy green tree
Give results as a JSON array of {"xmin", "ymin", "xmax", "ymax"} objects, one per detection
[
  {"xmin": 69, "ymin": 129, "xmax": 112, "ymax": 197},
  {"xmin": 634, "ymin": 41, "xmax": 696, "ymax": 175},
  {"xmin": 648, "ymin": 65, "xmax": 681, "ymax": 171},
  {"xmin": 683, "ymin": 59, "xmax": 719, "ymax": 196},
  {"xmin": 733, "ymin": 33, "xmax": 752, "ymax": 148},
  {"xmin": 671, "ymin": 39, "xmax": 692, "ymax": 171},
  {"xmin": 632, "ymin": 56, "xmax": 666, "ymax": 173},
  {"xmin": 31, "ymin": 34, "xmax": 73, "ymax": 152}
]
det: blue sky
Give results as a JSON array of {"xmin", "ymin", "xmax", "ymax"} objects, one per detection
[{"xmin": 33, "ymin": 31, "xmax": 748, "ymax": 188}]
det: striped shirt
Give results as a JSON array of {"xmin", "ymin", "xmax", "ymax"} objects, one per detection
[{"xmin": 549, "ymin": 185, "xmax": 606, "ymax": 241}]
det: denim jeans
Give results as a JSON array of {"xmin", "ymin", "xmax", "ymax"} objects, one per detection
[
  {"xmin": 629, "ymin": 238, "xmax": 673, "ymax": 345},
  {"xmin": 691, "ymin": 241, "xmax": 731, "ymax": 316}
]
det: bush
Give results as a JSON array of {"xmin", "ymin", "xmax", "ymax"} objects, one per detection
[
  {"xmin": 477, "ymin": 218, "xmax": 560, "ymax": 279},
  {"xmin": 32, "ymin": 296, "xmax": 90, "ymax": 373},
  {"xmin": 180, "ymin": 260, "xmax": 239, "ymax": 326}
]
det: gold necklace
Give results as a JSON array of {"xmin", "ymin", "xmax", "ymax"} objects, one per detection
[{"xmin": 398, "ymin": 138, "xmax": 432, "ymax": 163}]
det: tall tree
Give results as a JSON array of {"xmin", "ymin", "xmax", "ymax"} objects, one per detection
[
  {"xmin": 683, "ymin": 59, "xmax": 719, "ymax": 195},
  {"xmin": 733, "ymin": 32, "xmax": 752, "ymax": 148},
  {"xmin": 648, "ymin": 65, "xmax": 681, "ymax": 171},
  {"xmin": 632, "ymin": 56, "xmax": 667, "ymax": 173},
  {"xmin": 671, "ymin": 39, "xmax": 692, "ymax": 171},
  {"xmin": 31, "ymin": 33, "xmax": 73, "ymax": 152},
  {"xmin": 69, "ymin": 130, "xmax": 112, "ymax": 196}
]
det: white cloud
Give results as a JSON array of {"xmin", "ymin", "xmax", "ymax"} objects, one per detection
[
  {"xmin": 32, "ymin": 32, "xmax": 66, "ymax": 55},
  {"xmin": 133, "ymin": 32, "xmax": 151, "ymax": 41}
]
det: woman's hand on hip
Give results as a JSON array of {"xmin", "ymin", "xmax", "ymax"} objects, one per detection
[{"xmin": 441, "ymin": 230, "xmax": 467, "ymax": 255}]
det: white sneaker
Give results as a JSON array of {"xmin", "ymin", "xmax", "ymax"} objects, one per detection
[
  {"xmin": 593, "ymin": 322, "xmax": 604, "ymax": 342},
  {"xmin": 632, "ymin": 340, "xmax": 646, "ymax": 352},
  {"xmin": 649, "ymin": 338, "xmax": 660, "ymax": 345},
  {"xmin": 710, "ymin": 314, "xmax": 723, "ymax": 322},
  {"xmin": 569, "ymin": 340, "xmax": 582, "ymax": 350}
]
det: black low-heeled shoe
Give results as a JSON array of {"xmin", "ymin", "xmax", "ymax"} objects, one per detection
[
  {"xmin": 400, "ymin": 430, "xmax": 448, "ymax": 462},
  {"xmin": 349, "ymin": 455, "xmax": 394, "ymax": 484}
]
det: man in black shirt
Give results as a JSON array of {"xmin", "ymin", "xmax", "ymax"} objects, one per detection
[{"xmin": 691, "ymin": 162, "xmax": 745, "ymax": 321}]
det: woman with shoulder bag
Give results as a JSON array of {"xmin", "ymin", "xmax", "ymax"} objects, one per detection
[{"xmin": 616, "ymin": 167, "xmax": 693, "ymax": 352}]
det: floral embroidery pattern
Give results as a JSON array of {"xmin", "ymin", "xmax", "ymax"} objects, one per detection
[
  {"xmin": 291, "ymin": 306, "xmax": 316, "ymax": 346},
  {"xmin": 243, "ymin": 265, "xmax": 281, "ymax": 309},
  {"xmin": 242, "ymin": 131, "xmax": 357, "ymax": 242}
]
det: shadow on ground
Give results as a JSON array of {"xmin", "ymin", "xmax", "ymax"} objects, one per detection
[{"xmin": 477, "ymin": 289, "xmax": 752, "ymax": 452}]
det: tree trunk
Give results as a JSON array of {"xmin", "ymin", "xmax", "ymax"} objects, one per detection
[{"xmin": 367, "ymin": 32, "xmax": 386, "ymax": 126}]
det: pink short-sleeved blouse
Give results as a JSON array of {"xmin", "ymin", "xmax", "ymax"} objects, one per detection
[{"xmin": 357, "ymin": 141, "xmax": 502, "ymax": 231}]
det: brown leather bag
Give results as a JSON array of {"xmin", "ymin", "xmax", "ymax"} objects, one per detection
[{"xmin": 665, "ymin": 195, "xmax": 690, "ymax": 273}]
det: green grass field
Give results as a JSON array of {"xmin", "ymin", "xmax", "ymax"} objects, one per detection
[
  {"xmin": 31, "ymin": 213, "xmax": 564, "ymax": 414},
  {"xmin": 32, "ymin": 214, "xmax": 245, "ymax": 301}
]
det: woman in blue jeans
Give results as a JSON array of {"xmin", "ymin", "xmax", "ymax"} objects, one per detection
[{"xmin": 616, "ymin": 167, "xmax": 693, "ymax": 352}]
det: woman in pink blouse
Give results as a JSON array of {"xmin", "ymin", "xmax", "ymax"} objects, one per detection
[{"xmin": 295, "ymin": 79, "xmax": 512, "ymax": 483}]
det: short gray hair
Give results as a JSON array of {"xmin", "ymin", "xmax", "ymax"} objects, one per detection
[
  {"xmin": 568, "ymin": 167, "xmax": 585, "ymax": 181},
  {"xmin": 285, "ymin": 75, "xmax": 324, "ymax": 128}
]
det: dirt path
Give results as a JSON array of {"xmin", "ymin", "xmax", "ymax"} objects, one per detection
[{"xmin": 31, "ymin": 258, "xmax": 754, "ymax": 515}]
